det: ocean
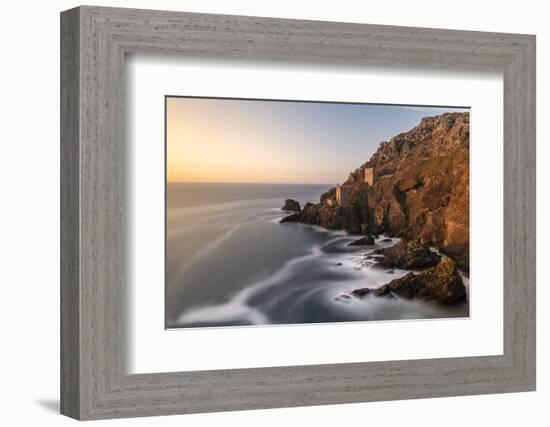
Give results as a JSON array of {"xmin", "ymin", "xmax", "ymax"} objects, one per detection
[{"xmin": 166, "ymin": 182, "xmax": 469, "ymax": 329}]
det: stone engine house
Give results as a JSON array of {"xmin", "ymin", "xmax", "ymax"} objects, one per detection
[
  {"xmin": 335, "ymin": 183, "xmax": 348, "ymax": 205},
  {"xmin": 363, "ymin": 167, "xmax": 374, "ymax": 186},
  {"xmin": 333, "ymin": 167, "xmax": 374, "ymax": 206}
]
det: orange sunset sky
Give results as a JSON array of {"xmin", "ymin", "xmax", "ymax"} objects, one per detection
[{"xmin": 166, "ymin": 96, "xmax": 467, "ymax": 184}]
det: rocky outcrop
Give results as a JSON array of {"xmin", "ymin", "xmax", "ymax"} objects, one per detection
[
  {"xmin": 280, "ymin": 213, "xmax": 301, "ymax": 223},
  {"xmin": 294, "ymin": 112, "xmax": 470, "ymax": 271},
  {"xmin": 351, "ymin": 257, "xmax": 466, "ymax": 305},
  {"xmin": 373, "ymin": 239, "xmax": 440, "ymax": 269},
  {"xmin": 282, "ymin": 199, "xmax": 301, "ymax": 212}
]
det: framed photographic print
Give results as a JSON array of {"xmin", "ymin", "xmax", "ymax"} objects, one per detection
[
  {"xmin": 61, "ymin": 6, "xmax": 536, "ymax": 420},
  {"xmin": 164, "ymin": 97, "xmax": 471, "ymax": 330}
]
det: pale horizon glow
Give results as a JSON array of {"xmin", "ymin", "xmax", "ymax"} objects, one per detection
[{"xmin": 166, "ymin": 97, "xmax": 468, "ymax": 184}]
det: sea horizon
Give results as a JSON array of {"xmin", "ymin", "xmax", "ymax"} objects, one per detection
[{"xmin": 167, "ymin": 181, "xmax": 334, "ymax": 186}]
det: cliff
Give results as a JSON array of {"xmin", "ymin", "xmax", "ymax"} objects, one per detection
[{"xmin": 298, "ymin": 112, "xmax": 470, "ymax": 270}]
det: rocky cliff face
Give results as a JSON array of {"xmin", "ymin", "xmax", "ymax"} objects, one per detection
[{"xmin": 299, "ymin": 112, "xmax": 470, "ymax": 270}]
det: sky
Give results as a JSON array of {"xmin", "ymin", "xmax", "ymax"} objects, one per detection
[{"xmin": 166, "ymin": 97, "xmax": 468, "ymax": 184}]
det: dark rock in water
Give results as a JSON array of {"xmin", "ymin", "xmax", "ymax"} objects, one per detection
[
  {"xmin": 351, "ymin": 288, "xmax": 373, "ymax": 298},
  {"xmin": 280, "ymin": 213, "xmax": 301, "ymax": 223},
  {"xmin": 352, "ymin": 287, "xmax": 396, "ymax": 300},
  {"xmin": 376, "ymin": 239, "xmax": 440, "ymax": 269},
  {"xmin": 381, "ymin": 238, "xmax": 393, "ymax": 243},
  {"xmin": 335, "ymin": 262, "xmax": 343, "ymax": 266},
  {"xmin": 334, "ymin": 294, "xmax": 352, "ymax": 303},
  {"xmin": 364, "ymin": 254, "xmax": 384, "ymax": 262},
  {"xmin": 281, "ymin": 199, "xmax": 301, "ymax": 212},
  {"xmin": 385, "ymin": 270, "xmax": 394, "ymax": 274},
  {"xmin": 348, "ymin": 236, "xmax": 375, "ymax": 246},
  {"xmin": 352, "ymin": 258, "xmax": 466, "ymax": 305}
]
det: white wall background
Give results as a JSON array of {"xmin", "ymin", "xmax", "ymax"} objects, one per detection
[{"xmin": 0, "ymin": 0, "xmax": 546, "ymax": 425}]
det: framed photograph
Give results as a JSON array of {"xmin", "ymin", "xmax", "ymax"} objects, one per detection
[
  {"xmin": 61, "ymin": 6, "xmax": 536, "ymax": 420},
  {"xmin": 164, "ymin": 97, "xmax": 471, "ymax": 330}
]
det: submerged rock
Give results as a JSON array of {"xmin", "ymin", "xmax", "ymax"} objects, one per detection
[
  {"xmin": 351, "ymin": 288, "xmax": 373, "ymax": 298},
  {"xmin": 281, "ymin": 199, "xmax": 301, "ymax": 212},
  {"xmin": 334, "ymin": 294, "xmax": 352, "ymax": 303},
  {"xmin": 352, "ymin": 257, "xmax": 466, "ymax": 305},
  {"xmin": 280, "ymin": 213, "xmax": 301, "ymax": 223},
  {"xmin": 348, "ymin": 236, "xmax": 375, "ymax": 246},
  {"xmin": 351, "ymin": 287, "xmax": 397, "ymax": 300},
  {"xmin": 375, "ymin": 239, "xmax": 440, "ymax": 269}
]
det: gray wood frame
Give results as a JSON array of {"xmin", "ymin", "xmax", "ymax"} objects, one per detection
[{"xmin": 60, "ymin": 5, "xmax": 536, "ymax": 420}]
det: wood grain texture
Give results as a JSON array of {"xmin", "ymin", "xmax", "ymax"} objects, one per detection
[
  {"xmin": 60, "ymin": 5, "xmax": 536, "ymax": 420},
  {"xmin": 60, "ymin": 7, "xmax": 80, "ymax": 419}
]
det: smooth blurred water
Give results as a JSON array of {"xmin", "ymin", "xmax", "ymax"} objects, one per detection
[{"xmin": 166, "ymin": 182, "xmax": 469, "ymax": 329}]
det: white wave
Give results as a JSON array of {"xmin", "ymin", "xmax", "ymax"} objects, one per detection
[
  {"xmin": 177, "ymin": 244, "xmax": 323, "ymax": 326},
  {"xmin": 177, "ymin": 300, "xmax": 269, "ymax": 325}
]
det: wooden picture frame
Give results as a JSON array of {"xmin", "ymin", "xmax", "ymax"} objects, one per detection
[{"xmin": 60, "ymin": 5, "xmax": 536, "ymax": 420}]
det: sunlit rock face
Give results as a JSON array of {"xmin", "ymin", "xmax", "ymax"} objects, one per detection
[
  {"xmin": 299, "ymin": 112, "xmax": 470, "ymax": 271},
  {"xmin": 351, "ymin": 257, "xmax": 467, "ymax": 305}
]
